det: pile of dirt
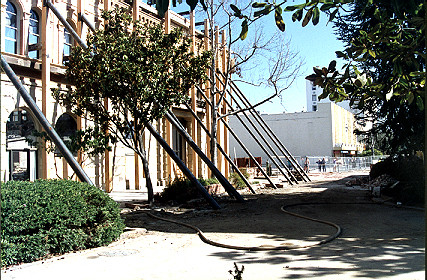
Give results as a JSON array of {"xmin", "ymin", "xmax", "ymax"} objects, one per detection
[
  {"xmin": 369, "ymin": 174, "xmax": 399, "ymax": 188},
  {"xmin": 369, "ymin": 156, "xmax": 424, "ymax": 206}
]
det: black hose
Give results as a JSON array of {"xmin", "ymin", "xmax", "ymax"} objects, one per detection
[{"xmin": 144, "ymin": 202, "xmax": 354, "ymax": 251}]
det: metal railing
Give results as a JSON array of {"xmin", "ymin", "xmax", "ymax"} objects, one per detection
[{"xmin": 277, "ymin": 156, "xmax": 388, "ymax": 173}]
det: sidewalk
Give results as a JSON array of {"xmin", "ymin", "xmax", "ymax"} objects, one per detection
[{"xmin": 2, "ymin": 169, "xmax": 423, "ymax": 280}]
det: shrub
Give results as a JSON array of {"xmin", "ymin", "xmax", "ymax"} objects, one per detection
[
  {"xmin": 198, "ymin": 177, "xmax": 220, "ymax": 187},
  {"xmin": 229, "ymin": 169, "xmax": 249, "ymax": 190},
  {"xmin": 156, "ymin": 177, "xmax": 201, "ymax": 204},
  {"xmin": 1, "ymin": 179, "xmax": 125, "ymax": 267},
  {"xmin": 156, "ymin": 177, "xmax": 222, "ymax": 204}
]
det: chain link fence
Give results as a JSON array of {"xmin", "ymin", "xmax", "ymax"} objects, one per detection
[{"xmin": 280, "ymin": 155, "xmax": 388, "ymax": 173}]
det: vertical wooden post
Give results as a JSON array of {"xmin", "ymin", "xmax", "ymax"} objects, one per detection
[
  {"xmin": 204, "ymin": 19, "xmax": 211, "ymax": 177},
  {"xmin": 214, "ymin": 26, "xmax": 222, "ymax": 172},
  {"xmin": 164, "ymin": 9, "xmax": 173, "ymax": 179},
  {"xmin": 103, "ymin": 0, "xmax": 112, "ymax": 192},
  {"xmin": 41, "ymin": 4, "xmax": 51, "ymax": 179},
  {"xmin": 189, "ymin": 10, "xmax": 198, "ymax": 177},
  {"xmin": 22, "ymin": 11, "xmax": 30, "ymax": 56},
  {"xmin": 75, "ymin": 0, "xmax": 84, "ymax": 177},
  {"xmin": 221, "ymin": 30, "xmax": 229, "ymax": 178},
  {"xmin": 133, "ymin": 0, "xmax": 140, "ymax": 190}
]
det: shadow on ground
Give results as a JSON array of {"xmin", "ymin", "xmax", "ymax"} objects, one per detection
[{"xmin": 122, "ymin": 175, "xmax": 425, "ymax": 279}]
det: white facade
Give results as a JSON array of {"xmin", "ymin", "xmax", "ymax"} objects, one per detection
[
  {"xmin": 229, "ymin": 102, "xmax": 364, "ymax": 162},
  {"xmin": 306, "ymin": 79, "xmax": 353, "ymax": 113}
]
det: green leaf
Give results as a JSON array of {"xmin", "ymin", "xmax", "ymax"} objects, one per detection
[
  {"xmin": 313, "ymin": 67, "xmax": 323, "ymax": 76},
  {"xmin": 335, "ymin": 51, "xmax": 348, "ymax": 59},
  {"xmin": 416, "ymin": 95, "xmax": 424, "ymax": 110},
  {"xmin": 230, "ymin": 4, "xmax": 241, "ymax": 16},
  {"xmin": 254, "ymin": 5, "xmax": 271, "ymax": 18},
  {"xmin": 252, "ymin": 2, "xmax": 267, "ymax": 8},
  {"xmin": 328, "ymin": 60, "xmax": 337, "ymax": 72},
  {"xmin": 292, "ymin": 9, "xmax": 303, "ymax": 22},
  {"xmin": 320, "ymin": 3, "xmax": 336, "ymax": 11},
  {"xmin": 329, "ymin": 8, "xmax": 339, "ymax": 22},
  {"xmin": 240, "ymin": 19, "xmax": 248, "ymax": 40},
  {"xmin": 409, "ymin": 71, "xmax": 424, "ymax": 77},
  {"xmin": 312, "ymin": 6, "xmax": 320, "ymax": 25},
  {"xmin": 156, "ymin": 0, "xmax": 170, "ymax": 18},
  {"xmin": 186, "ymin": 0, "xmax": 198, "ymax": 11},
  {"xmin": 285, "ymin": 4, "xmax": 306, "ymax": 11},
  {"xmin": 407, "ymin": 92, "xmax": 414, "ymax": 104},
  {"xmin": 275, "ymin": 9, "xmax": 286, "ymax": 32},
  {"xmin": 302, "ymin": 8, "xmax": 313, "ymax": 27},
  {"xmin": 352, "ymin": 65, "xmax": 361, "ymax": 76},
  {"xmin": 368, "ymin": 49, "xmax": 376, "ymax": 58}
]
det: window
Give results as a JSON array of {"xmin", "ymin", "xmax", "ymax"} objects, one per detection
[
  {"xmin": 312, "ymin": 95, "xmax": 317, "ymax": 101},
  {"xmin": 5, "ymin": 1, "xmax": 18, "ymax": 54},
  {"xmin": 28, "ymin": 9, "xmax": 39, "ymax": 59},
  {"xmin": 55, "ymin": 113, "xmax": 77, "ymax": 156},
  {"xmin": 63, "ymin": 28, "xmax": 73, "ymax": 64},
  {"xmin": 312, "ymin": 86, "xmax": 316, "ymax": 91},
  {"xmin": 312, "ymin": 105, "xmax": 317, "ymax": 111},
  {"xmin": 172, "ymin": 119, "xmax": 187, "ymax": 162},
  {"xmin": 7, "ymin": 109, "xmax": 35, "ymax": 140}
]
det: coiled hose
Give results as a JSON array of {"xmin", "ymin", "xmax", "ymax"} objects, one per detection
[{"xmin": 145, "ymin": 202, "xmax": 351, "ymax": 251}]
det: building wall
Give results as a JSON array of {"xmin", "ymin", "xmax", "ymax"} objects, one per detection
[
  {"xmin": 306, "ymin": 79, "xmax": 353, "ymax": 113},
  {"xmin": 1, "ymin": 0, "xmax": 230, "ymax": 192},
  {"xmin": 229, "ymin": 103, "xmax": 336, "ymax": 162},
  {"xmin": 331, "ymin": 104, "xmax": 364, "ymax": 156}
]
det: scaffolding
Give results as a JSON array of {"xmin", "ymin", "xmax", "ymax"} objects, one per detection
[{"xmin": 1, "ymin": 0, "xmax": 308, "ymax": 208}]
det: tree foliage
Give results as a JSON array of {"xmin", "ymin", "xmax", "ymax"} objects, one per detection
[
  {"xmin": 307, "ymin": 0, "xmax": 425, "ymax": 154},
  {"xmin": 171, "ymin": 0, "xmax": 424, "ymax": 155},
  {"xmin": 54, "ymin": 7, "xmax": 211, "ymax": 200}
]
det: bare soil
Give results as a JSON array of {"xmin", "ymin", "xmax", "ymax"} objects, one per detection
[{"xmin": 2, "ymin": 171, "xmax": 425, "ymax": 280}]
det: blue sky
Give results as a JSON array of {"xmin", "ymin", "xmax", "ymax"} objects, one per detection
[
  {"xmin": 170, "ymin": 2, "xmax": 345, "ymax": 113},
  {"xmin": 235, "ymin": 13, "xmax": 346, "ymax": 114}
]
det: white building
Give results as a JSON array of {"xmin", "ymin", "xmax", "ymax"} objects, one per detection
[
  {"xmin": 306, "ymin": 77, "xmax": 353, "ymax": 113},
  {"xmin": 229, "ymin": 102, "xmax": 364, "ymax": 161}
]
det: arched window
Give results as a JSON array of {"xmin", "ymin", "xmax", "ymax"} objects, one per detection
[
  {"xmin": 5, "ymin": 1, "xmax": 18, "ymax": 54},
  {"xmin": 63, "ymin": 27, "xmax": 74, "ymax": 64},
  {"xmin": 28, "ymin": 9, "xmax": 39, "ymax": 59},
  {"xmin": 55, "ymin": 113, "xmax": 78, "ymax": 155}
]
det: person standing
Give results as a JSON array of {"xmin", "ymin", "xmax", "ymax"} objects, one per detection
[
  {"xmin": 304, "ymin": 157, "xmax": 310, "ymax": 173},
  {"xmin": 321, "ymin": 157, "xmax": 326, "ymax": 172}
]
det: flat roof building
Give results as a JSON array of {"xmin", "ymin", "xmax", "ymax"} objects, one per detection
[{"xmin": 229, "ymin": 102, "xmax": 364, "ymax": 161}]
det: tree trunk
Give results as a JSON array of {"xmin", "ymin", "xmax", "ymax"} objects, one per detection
[{"xmin": 140, "ymin": 149, "xmax": 154, "ymax": 203}]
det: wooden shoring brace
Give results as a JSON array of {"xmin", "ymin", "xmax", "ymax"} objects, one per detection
[
  {"xmin": 194, "ymin": 84, "xmax": 278, "ymax": 189},
  {"xmin": 181, "ymin": 102, "xmax": 255, "ymax": 194},
  {"xmin": 221, "ymin": 73, "xmax": 310, "ymax": 182},
  {"xmin": 213, "ymin": 75, "xmax": 298, "ymax": 184},
  {"xmin": 165, "ymin": 110, "xmax": 245, "ymax": 202}
]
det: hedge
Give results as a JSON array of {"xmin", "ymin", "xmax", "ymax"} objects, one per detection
[{"xmin": 1, "ymin": 179, "xmax": 125, "ymax": 267}]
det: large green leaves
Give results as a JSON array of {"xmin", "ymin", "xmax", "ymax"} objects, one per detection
[
  {"xmin": 240, "ymin": 19, "xmax": 249, "ymax": 40},
  {"xmin": 275, "ymin": 6, "xmax": 286, "ymax": 31},
  {"xmin": 156, "ymin": 0, "xmax": 169, "ymax": 18}
]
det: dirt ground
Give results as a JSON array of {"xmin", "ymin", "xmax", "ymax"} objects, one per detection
[{"xmin": 2, "ymin": 171, "xmax": 425, "ymax": 280}]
